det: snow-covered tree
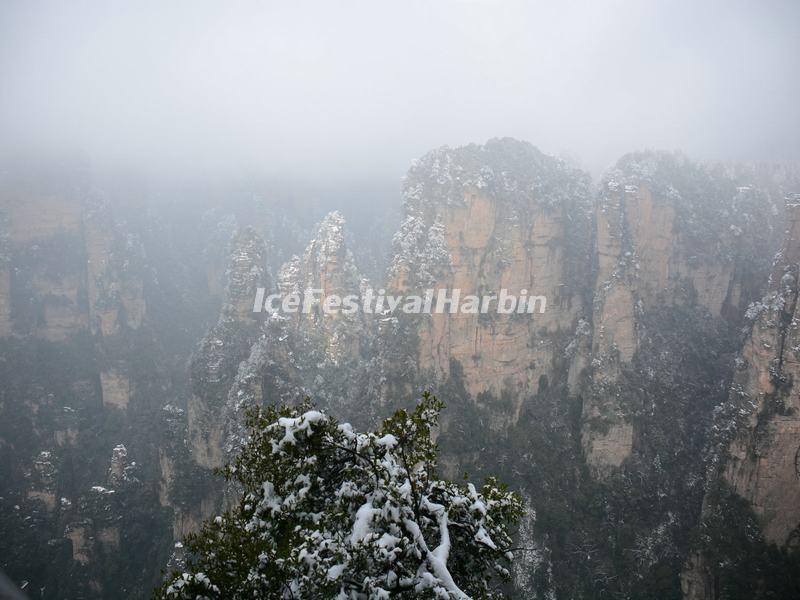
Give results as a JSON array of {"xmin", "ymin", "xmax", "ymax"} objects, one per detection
[{"xmin": 157, "ymin": 393, "xmax": 523, "ymax": 599}]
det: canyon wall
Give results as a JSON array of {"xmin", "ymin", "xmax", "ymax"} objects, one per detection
[
  {"xmin": 173, "ymin": 142, "xmax": 794, "ymax": 599},
  {"xmin": 681, "ymin": 200, "xmax": 800, "ymax": 599},
  {"xmin": 0, "ymin": 175, "xmax": 214, "ymax": 598},
  {"xmin": 580, "ymin": 153, "xmax": 773, "ymax": 478},
  {"xmin": 723, "ymin": 202, "xmax": 800, "ymax": 545},
  {"xmin": 385, "ymin": 139, "xmax": 593, "ymax": 426},
  {"xmin": 2, "ymin": 145, "xmax": 799, "ymax": 599}
]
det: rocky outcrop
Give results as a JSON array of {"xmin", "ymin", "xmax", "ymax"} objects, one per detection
[
  {"xmin": 64, "ymin": 520, "xmax": 94, "ymax": 566},
  {"xmin": 716, "ymin": 200, "xmax": 800, "ymax": 543},
  {"xmin": 277, "ymin": 211, "xmax": 369, "ymax": 365},
  {"xmin": 186, "ymin": 212, "xmax": 371, "ymax": 469},
  {"xmin": 0, "ymin": 192, "xmax": 146, "ymax": 344},
  {"xmin": 386, "ymin": 139, "xmax": 593, "ymax": 424},
  {"xmin": 0, "ymin": 173, "xmax": 195, "ymax": 598},
  {"xmin": 580, "ymin": 153, "xmax": 776, "ymax": 477},
  {"xmin": 84, "ymin": 201, "xmax": 146, "ymax": 337},
  {"xmin": 677, "ymin": 200, "xmax": 800, "ymax": 598},
  {"xmin": 0, "ymin": 190, "xmax": 147, "ymax": 409},
  {"xmin": 26, "ymin": 450, "xmax": 58, "ymax": 512},
  {"xmin": 2, "ymin": 146, "xmax": 797, "ymax": 600},
  {"xmin": 0, "ymin": 193, "xmax": 88, "ymax": 340},
  {"xmin": 187, "ymin": 227, "xmax": 267, "ymax": 470},
  {"xmin": 108, "ymin": 444, "xmax": 129, "ymax": 486},
  {"xmin": 158, "ymin": 403, "xmax": 219, "ymax": 541},
  {"xmin": 175, "ymin": 214, "xmax": 374, "ymax": 539},
  {"xmin": 99, "ymin": 369, "xmax": 130, "ymax": 410}
]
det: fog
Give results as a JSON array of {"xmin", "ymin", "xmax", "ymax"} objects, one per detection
[{"xmin": 1, "ymin": 0, "xmax": 798, "ymax": 182}]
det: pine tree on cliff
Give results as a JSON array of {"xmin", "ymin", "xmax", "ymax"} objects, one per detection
[{"xmin": 156, "ymin": 393, "xmax": 523, "ymax": 599}]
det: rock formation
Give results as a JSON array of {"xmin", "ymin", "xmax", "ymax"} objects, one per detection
[
  {"xmin": 385, "ymin": 138, "xmax": 593, "ymax": 425},
  {"xmin": 276, "ymin": 211, "xmax": 369, "ymax": 365},
  {"xmin": 0, "ymin": 173, "xmax": 204, "ymax": 597},
  {"xmin": 186, "ymin": 227, "xmax": 267, "ymax": 474},
  {"xmin": 580, "ymin": 152, "xmax": 777, "ymax": 478},
  {"xmin": 723, "ymin": 201, "xmax": 800, "ymax": 545},
  {"xmin": 680, "ymin": 199, "xmax": 800, "ymax": 598},
  {"xmin": 2, "ymin": 145, "xmax": 798, "ymax": 599}
]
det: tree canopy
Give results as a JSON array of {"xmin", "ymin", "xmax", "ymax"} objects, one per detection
[{"xmin": 156, "ymin": 393, "xmax": 523, "ymax": 599}]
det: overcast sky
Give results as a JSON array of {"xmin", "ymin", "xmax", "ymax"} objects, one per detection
[{"xmin": 1, "ymin": 0, "xmax": 798, "ymax": 181}]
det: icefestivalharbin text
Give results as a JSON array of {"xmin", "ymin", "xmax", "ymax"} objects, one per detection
[{"xmin": 253, "ymin": 287, "xmax": 547, "ymax": 315}]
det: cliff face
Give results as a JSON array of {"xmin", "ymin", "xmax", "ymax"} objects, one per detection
[
  {"xmin": 85, "ymin": 201, "xmax": 146, "ymax": 338},
  {"xmin": 0, "ymin": 175, "xmax": 213, "ymax": 598},
  {"xmin": 0, "ymin": 187, "xmax": 148, "ymax": 426},
  {"xmin": 680, "ymin": 201, "xmax": 800, "ymax": 599},
  {"xmin": 176, "ymin": 213, "xmax": 372, "ymax": 538},
  {"xmin": 186, "ymin": 227, "xmax": 267, "ymax": 478},
  {"xmin": 379, "ymin": 145, "xmax": 789, "ymax": 598},
  {"xmin": 171, "ymin": 143, "xmax": 791, "ymax": 599},
  {"xmin": 277, "ymin": 211, "xmax": 369, "ymax": 366},
  {"xmin": 2, "ymin": 194, "xmax": 88, "ymax": 340},
  {"xmin": 580, "ymin": 153, "xmax": 774, "ymax": 478},
  {"xmin": 723, "ymin": 203, "xmax": 800, "ymax": 545},
  {"xmin": 386, "ymin": 139, "xmax": 593, "ymax": 425},
  {"xmin": 381, "ymin": 145, "xmax": 776, "ymax": 486},
  {"xmin": 3, "ymin": 146, "xmax": 799, "ymax": 599},
  {"xmin": 0, "ymin": 171, "xmax": 393, "ymax": 598}
]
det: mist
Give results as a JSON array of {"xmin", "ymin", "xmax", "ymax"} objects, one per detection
[{"xmin": 1, "ymin": 0, "xmax": 798, "ymax": 182}]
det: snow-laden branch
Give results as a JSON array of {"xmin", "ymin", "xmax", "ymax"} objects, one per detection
[{"xmin": 158, "ymin": 394, "xmax": 523, "ymax": 599}]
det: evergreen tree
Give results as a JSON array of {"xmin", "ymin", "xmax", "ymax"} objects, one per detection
[{"xmin": 156, "ymin": 393, "xmax": 523, "ymax": 599}]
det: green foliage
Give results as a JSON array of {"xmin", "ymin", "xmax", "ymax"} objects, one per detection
[{"xmin": 156, "ymin": 394, "xmax": 523, "ymax": 599}]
